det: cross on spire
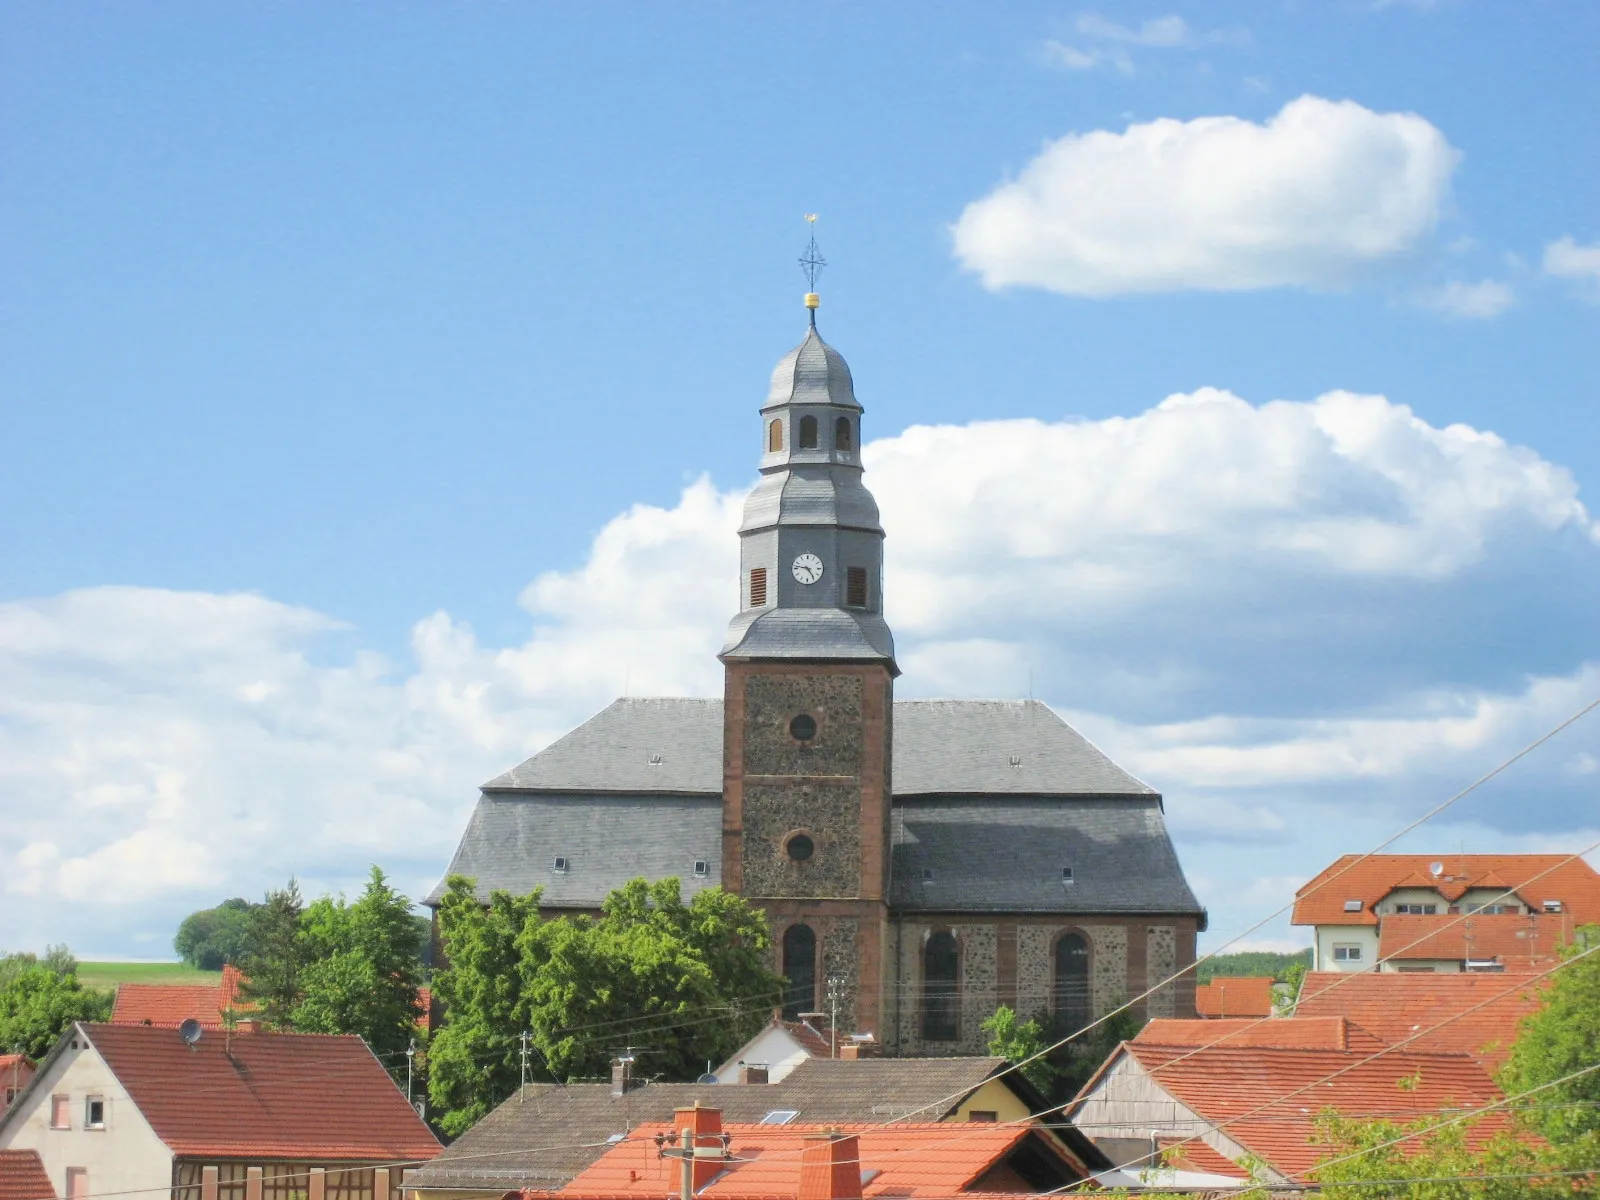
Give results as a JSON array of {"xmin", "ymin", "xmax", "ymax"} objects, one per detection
[{"xmin": 800, "ymin": 215, "xmax": 826, "ymax": 324}]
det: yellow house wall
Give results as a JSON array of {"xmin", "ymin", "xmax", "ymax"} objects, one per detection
[{"xmin": 951, "ymin": 1078, "xmax": 1036, "ymax": 1124}]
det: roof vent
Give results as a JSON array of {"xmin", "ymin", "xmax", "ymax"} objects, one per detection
[
  {"xmin": 921, "ymin": 867, "xmax": 934, "ymax": 883},
  {"xmin": 694, "ymin": 860, "xmax": 709, "ymax": 878},
  {"xmin": 1008, "ymin": 755, "xmax": 1023, "ymax": 768},
  {"xmin": 1061, "ymin": 866, "xmax": 1074, "ymax": 885},
  {"xmin": 648, "ymin": 753, "xmax": 663, "ymax": 766},
  {"xmin": 552, "ymin": 856, "xmax": 569, "ymax": 873},
  {"xmin": 1343, "ymin": 899, "xmax": 1363, "ymax": 913}
]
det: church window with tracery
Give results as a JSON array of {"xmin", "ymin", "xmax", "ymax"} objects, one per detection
[
  {"xmin": 923, "ymin": 931, "xmax": 959, "ymax": 1041},
  {"xmin": 1054, "ymin": 932, "xmax": 1090, "ymax": 1034},
  {"xmin": 782, "ymin": 923, "xmax": 816, "ymax": 1018},
  {"xmin": 768, "ymin": 419, "xmax": 784, "ymax": 452},
  {"xmin": 798, "ymin": 415, "xmax": 819, "ymax": 449}
]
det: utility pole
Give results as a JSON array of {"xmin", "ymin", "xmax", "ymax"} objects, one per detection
[
  {"xmin": 406, "ymin": 1038, "xmax": 416, "ymax": 1105},
  {"xmin": 520, "ymin": 1030, "xmax": 531, "ymax": 1099},
  {"xmin": 659, "ymin": 1125, "xmax": 696, "ymax": 1200},
  {"xmin": 826, "ymin": 976, "xmax": 844, "ymax": 1058}
]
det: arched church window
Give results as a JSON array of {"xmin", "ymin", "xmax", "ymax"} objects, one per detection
[
  {"xmin": 782, "ymin": 924, "xmax": 817, "ymax": 1018},
  {"xmin": 798, "ymin": 415, "xmax": 819, "ymax": 449},
  {"xmin": 835, "ymin": 417, "xmax": 853, "ymax": 452},
  {"xmin": 768, "ymin": 419, "xmax": 784, "ymax": 453},
  {"xmin": 1054, "ymin": 932, "xmax": 1090, "ymax": 1034},
  {"xmin": 923, "ymin": 931, "xmax": 959, "ymax": 1041}
]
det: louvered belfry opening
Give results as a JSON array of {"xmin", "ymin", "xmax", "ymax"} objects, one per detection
[
  {"xmin": 845, "ymin": 567, "xmax": 868, "ymax": 609},
  {"xmin": 798, "ymin": 414, "xmax": 819, "ymax": 449},
  {"xmin": 768, "ymin": 419, "xmax": 784, "ymax": 452},
  {"xmin": 750, "ymin": 567, "xmax": 768, "ymax": 608}
]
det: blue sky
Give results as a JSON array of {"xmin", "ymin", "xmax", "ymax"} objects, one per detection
[{"xmin": 2, "ymin": 3, "xmax": 1598, "ymax": 959}]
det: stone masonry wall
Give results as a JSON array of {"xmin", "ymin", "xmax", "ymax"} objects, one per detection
[
  {"xmin": 1146, "ymin": 925, "xmax": 1177, "ymax": 1017},
  {"xmin": 822, "ymin": 919, "xmax": 861, "ymax": 1032},
  {"xmin": 742, "ymin": 781, "xmax": 862, "ymax": 898},
  {"xmin": 742, "ymin": 675, "xmax": 863, "ymax": 777}
]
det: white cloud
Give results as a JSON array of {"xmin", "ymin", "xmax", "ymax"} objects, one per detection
[
  {"xmin": 3, "ymin": 390, "xmax": 1597, "ymax": 957},
  {"xmin": 1543, "ymin": 236, "xmax": 1600, "ymax": 299},
  {"xmin": 952, "ymin": 96, "xmax": 1459, "ymax": 296},
  {"xmin": 1414, "ymin": 278, "xmax": 1516, "ymax": 319},
  {"xmin": 1041, "ymin": 13, "xmax": 1246, "ymax": 74}
]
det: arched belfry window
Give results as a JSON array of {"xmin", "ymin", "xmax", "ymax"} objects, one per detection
[
  {"xmin": 768, "ymin": 419, "xmax": 784, "ymax": 453},
  {"xmin": 1054, "ymin": 932, "xmax": 1090, "ymax": 1034},
  {"xmin": 798, "ymin": 415, "xmax": 819, "ymax": 449},
  {"xmin": 923, "ymin": 931, "xmax": 959, "ymax": 1041},
  {"xmin": 835, "ymin": 417, "xmax": 853, "ymax": 452},
  {"xmin": 782, "ymin": 924, "xmax": 817, "ymax": 1018}
]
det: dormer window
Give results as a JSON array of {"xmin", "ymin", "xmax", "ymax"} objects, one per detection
[
  {"xmin": 1544, "ymin": 900, "xmax": 1563, "ymax": 913},
  {"xmin": 552, "ymin": 856, "xmax": 569, "ymax": 874},
  {"xmin": 1061, "ymin": 866, "xmax": 1074, "ymax": 885},
  {"xmin": 693, "ymin": 860, "xmax": 709, "ymax": 877},
  {"xmin": 835, "ymin": 417, "xmax": 853, "ymax": 451},
  {"xmin": 768, "ymin": 419, "xmax": 784, "ymax": 452},
  {"xmin": 798, "ymin": 415, "xmax": 819, "ymax": 449}
]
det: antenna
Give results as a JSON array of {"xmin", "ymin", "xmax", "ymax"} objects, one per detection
[
  {"xmin": 179, "ymin": 1019, "xmax": 203, "ymax": 1048},
  {"xmin": 799, "ymin": 215, "xmax": 826, "ymax": 323},
  {"xmin": 1429, "ymin": 861, "xmax": 1444, "ymax": 878}
]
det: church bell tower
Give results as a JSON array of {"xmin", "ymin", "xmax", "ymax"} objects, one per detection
[{"xmin": 720, "ymin": 259, "xmax": 896, "ymax": 1040}]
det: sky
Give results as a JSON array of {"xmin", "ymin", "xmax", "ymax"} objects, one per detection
[{"xmin": 2, "ymin": 2, "xmax": 1598, "ymax": 961}]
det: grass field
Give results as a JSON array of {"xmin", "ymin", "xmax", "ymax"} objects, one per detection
[{"xmin": 76, "ymin": 962, "xmax": 221, "ymax": 987}]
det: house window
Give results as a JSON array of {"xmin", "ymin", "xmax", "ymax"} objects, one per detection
[
  {"xmin": 967, "ymin": 1110, "xmax": 998, "ymax": 1123},
  {"xmin": 1054, "ymin": 932, "xmax": 1090, "ymax": 1034},
  {"xmin": 798, "ymin": 415, "xmax": 819, "ymax": 449},
  {"xmin": 1332, "ymin": 944, "xmax": 1363, "ymax": 962},
  {"xmin": 1543, "ymin": 900, "xmax": 1564, "ymax": 913},
  {"xmin": 845, "ymin": 567, "xmax": 868, "ymax": 609},
  {"xmin": 1472, "ymin": 903, "xmax": 1516, "ymax": 915},
  {"xmin": 84, "ymin": 1096, "xmax": 105, "ymax": 1129},
  {"xmin": 749, "ymin": 567, "xmax": 768, "ymax": 608},
  {"xmin": 835, "ymin": 417, "xmax": 853, "ymax": 451},
  {"xmin": 1342, "ymin": 899, "xmax": 1363, "ymax": 912},
  {"xmin": 1394, "ymin": 903, "xmax": 1438, "ymax": 915},
  {"xmin": 923, "ymin": 932, "xmax": 960, "ymax": 1041},
  {"xmin": 768, "ymin": 419, "xmax": 784, "ymax": 452},
  {"xmin": 66, "ymin": 1169, "xmax": 88, "ymax": 1200},
  {"xmin": 782, "ymin": 924, "xmax": 817, "ymax": 1018},
  {"xmin": 51, "ymin": 1094, "xmax": 70, "ymax": 1129}
]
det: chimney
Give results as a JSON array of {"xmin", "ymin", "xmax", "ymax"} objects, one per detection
[
  {"xmin": 612, "ymin": 1055, "xmax": 639, "ymax": 1097},
  {"xmin": 673, "ymin": 1103, "xmax": 727, "ymax": 1192},
  {"xmin": 800, "ymin": 1131, "xmax": 862, "ymax": 1200},
  {"xmin": 738, "ymin": 1064, "xmax": 769, "ymax": 1085},
  {"xmin": 837, "ymin": 1035, "xmax": 879, "ymax": 1060}
]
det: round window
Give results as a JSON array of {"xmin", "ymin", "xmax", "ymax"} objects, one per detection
[
  {"xmin": 786, "ymin": 834, "xmax": 815, "ymax": 862},
  {"xmin": 789, "ymin": 714, "xmax": 817, "ymax": 741}
]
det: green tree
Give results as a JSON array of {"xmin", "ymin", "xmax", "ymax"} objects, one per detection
[
  {"xmin": 293, "ymin": 867, "xmax": 425, "ymax": 1061},
  {"xmin": 1498, "ymin": 925, "xmax": 1600, "ymax": 1145},
  {"xmin": 428, "ymin": 878, "xmax": 545, "ymax": 1136},
  {"xmin": 982, "ymin": 1005, "xmax": 1056, "ymax": 1095},
  {"xmin": 0, "ymin": 965, "xmax": 112, "ymax": 1058},
  {"xmin": 239, "ymin": 879, "xmax": 306, "ymax": 1027},
  {"xmin": 174, "ymin": 898, "xmax": 263, "ymax": 970}
]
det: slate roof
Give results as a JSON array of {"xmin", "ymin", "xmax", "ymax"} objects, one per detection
[
  {"xmin": 1295, "ymin": 971, "xmax": 1547, "ymax": 1069},
  {"xmin": 1291, "ymin": 854, "xmax": 1600, "ymax": 927},
  {"xmin": 435, "ymin": 699, "xmax": 1191, "ymax": 914},
  {"xmin": 562, "ymin": 1121, "xmax": 1087, "ymax": 1198},
  {"xmin": 408, "ymin": 1057, "xmax": 1053, "ymax": 1192},
  {"xmin": 77, "ymin": 1023, "xmax": 440, "ymax": 1161},
  {"xmin": 0, "ymin": 1151, "xmax": 54, "ymax": 1200},
  {"xmin": 1193, "ymin": 977, "xmax": 1275, "ymax": 1018}
]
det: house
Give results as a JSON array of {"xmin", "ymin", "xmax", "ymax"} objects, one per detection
[
  {"xmin": 110, "ymin": 964, "xmax": 249, "ymax": 1029},
  {"xmin": 1292, "ymin": 853, "xmax": 1600, "ymax": 972},
  {"xmin": 1192, "ymin": 976, "xmax": 1274, "ymax": 1018},
  {"xmin": 1295, "ymin": 969, "xmax": 1547, "ymax": 1069},
  {"xmin": 557, "ymin": 1101, "xmax": 1101, "ymax": 1197},
  {"xmin": 714, "ymin": 1015, "xmax": 837, "ymax": 1083},
  {"xmin": 1, "ymin": 1060, "xmax": 35, "ymax": 1112},
  {"xmin": 0, "ymin": 1150, "xmax": 55, "ymax": 1200},
  {"xmin": 1067, "ymin": 1024, "xmax": 1508, "ymax": 1186},
  {"xmin": 406, "ymin": 1056, "xmax": 1104, "ymax": 1200},
  {"xmin": 430, "ymin": 302, "xmax": 1207, "ymax": 1055},
  {"xmin": 0, "ymin": 1022, "xmax": 439, "ymax": 1200}
]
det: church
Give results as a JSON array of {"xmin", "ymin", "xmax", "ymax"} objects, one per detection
[{"xmin": 428, "ymin": 289, "xmax": 1206, "ymax": 1054}]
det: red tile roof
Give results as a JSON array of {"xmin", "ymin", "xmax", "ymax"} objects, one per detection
[
  {"xmin": 82, "ymin": 1022, "xmax": 439, "ymax": 1162},
  {"xmin": 1193, "ymin": 977, "xmax": 1275, "ymax": 1018},
  {"xmin": 1295, "ymin": 970, "xmax": 1547, "ymax": 1069},
  {"xmin": 110, "ymin": 964, "xmax": 252, "ymax": 1030},
  {"xmin": 1379, "ymin": 912, "xmax": 1567, "ymax": 966},
  {"xmin": 1137, "ymin": 1017, "xmax": 1388, "ymax": 1054},
  {"xmin": 1125, "ymin": 1041, "xmax": 1508, "ymax": 1182},
  {"xmin": 1292, "ymin": 854, "xmax": 1600, "ymax": 927},
  {"xmin": 1156, "ymin": 1137, "xmax": 1249, "ymax": 1179},
  {"xmin": 0, "ymin": 1150, "xmax": 55, "ymax": 1200},
  {"xmin": 563, "ymin": 1122, "xmax": 1068, "ymax": 1198},
  {"xmin": 0, "ymin": 1055, "xmax": 35, "ymax": 1094}
]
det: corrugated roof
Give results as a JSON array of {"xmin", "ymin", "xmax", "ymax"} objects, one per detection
[
  {"xmin": 82, "ymin": 1023, "xmax": 439, "ymax": 1161},
  {"xmin": 409, "ymin": 1057, "xmax": 1038, "ymax": 1192},
  {"xmin": 1123, "ymin": 1041, "xmax": 1508, "ymax": 1182},
  {"xmin": 563, "ymin": 1121, "xmax": 1070, "ymax": 1198},
  {"xmin": 1295, "ymin": 971, "xmax": 1547, "ymax": 1069},
  {"xmin": 1291, "ymin": 854, "xmax": 1600, "ymax": 927},
  {"xmin": 1378, "ymin": 912, "xmax": 1567, "ymax": 966},
  {"xmin": 1193, "ymin": 977, "xmax": 1275, "ymax": 1018},
  {"xmin": 0, "ymin": 1151, "xmax": 54, "ymax": 1200}
]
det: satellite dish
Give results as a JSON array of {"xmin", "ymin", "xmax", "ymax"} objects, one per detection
[
  {"xmin": 697, "ymin": 1073, "xmax": 719, "ymax": 1085},
  {"xmin": 179, "ymin": 1019, "xmax": 203, "ymax": 1046},
  {"xmin": 1430, "ymin": 861, "xmax": 1445, "ymax": 878}
]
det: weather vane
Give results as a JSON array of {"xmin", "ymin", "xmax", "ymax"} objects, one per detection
[{"xmin": 800, "ymin": 214, "xmax": 826, "ymax": 322}]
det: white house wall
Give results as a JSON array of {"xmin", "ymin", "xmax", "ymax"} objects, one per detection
[
  {"xmin": 714, "ymin": 1027, "xmax": 812, "ymax": 1083},
  {"xmin": 0, "ymin": 1031, "xmax": 172, "ymax": 1199},
  {"xmin": 1313, "ymin": 925, "xmax": 1379, "ymax": 972}
]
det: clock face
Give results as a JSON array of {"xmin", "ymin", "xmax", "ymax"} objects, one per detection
[{"xmin": 791, "ymin": 553, "xmax": 824, "ymax": 585}]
